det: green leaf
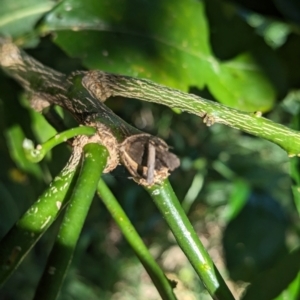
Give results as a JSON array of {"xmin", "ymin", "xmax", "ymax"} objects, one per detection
[
  {"xmin": 242, "ymin": 248, "xmax": 300, "ymax": 300},
  {"xmin": 273, "ymin": 272, "xmax": 300, "ymax": 300},
  {"xmin": 41, "ymin": 0, "xmax": 276, "ymax": 111},
  {"xmin": 0, "ymin": 0, "xmax": 55, "ymax": 38},
  {"xmin": 223, "ymin": 193, "xmax": 288, "ymax": 282},
  {"xmin": 207, "ymin": 53, "xmax": 276, "ymax": 112}
]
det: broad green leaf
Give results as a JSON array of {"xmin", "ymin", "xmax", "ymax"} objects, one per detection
[
  {"xmin": 0, "ymin": 0, "xmax": 55, "ymax": 38},
  {"xmin": 207, "ymin": 54, "xmax": 276, "ymax": 112},
  {"xmin": 41, "ymin": 0, "xmax": 276, "ymax": 111},
  {"xmin": 242, "ymin": 248, "xmax": 300, "ymax": 300}
]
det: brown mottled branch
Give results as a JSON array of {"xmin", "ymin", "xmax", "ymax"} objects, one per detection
[
  {"xmin": 0, "ymin": 38, "xmax": 179, "ymax": 186},
  {"xmin": 1, "ymin": 38, "xmax": 300, "ymax": 158}
]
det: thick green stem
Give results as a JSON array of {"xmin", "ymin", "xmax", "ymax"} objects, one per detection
[
  {"xmin": 90, "ymin": 71, "xmax": 300, "ymax": 156},
  {"xmin": 0, "ymin": 150, "xmax": 80, "ymax": 287},
  {"xmin": 34, "ymin": 143, "xmax": 108, "ymax": 300},
  {"xmin": 146, "ymin": 179, "xmax": 235, "ymax": 300},
  {"xmin": 97, "ymin": 178, "xmax": 177, "ymax": 300},
  {"xmin": 290, "ymin": 157, "xmax": 300, "ymax": 216}
]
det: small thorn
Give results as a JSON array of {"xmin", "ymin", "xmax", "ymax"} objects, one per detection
[{"xmin": 147, "ymin": 141, "xmax": 156, "ymax": 184}]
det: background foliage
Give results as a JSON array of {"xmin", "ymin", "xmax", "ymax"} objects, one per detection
[{"xmin": 0, "ymin": 0, "xmax": 300, "ymax": 299}]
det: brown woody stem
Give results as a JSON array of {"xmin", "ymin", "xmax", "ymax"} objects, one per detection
[
  {"xmin": 0, "ymin": 38, "xmax": 179, "ymax": 185},
  {"xmin": 1, "ymin": 38, "xmax": 299, "ymax": 157}
]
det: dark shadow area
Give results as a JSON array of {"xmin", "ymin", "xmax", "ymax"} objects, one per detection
[
  {"xmin": 223, "ymin": 192, "xmax": 289, "ymax": 282},
  {"xmin": 241, "ymin": 247, "xmax": 300, "ymax": 300},
  {"xmin": 226, "ymin": 0, "xmax": 300, "ymax": 25}
]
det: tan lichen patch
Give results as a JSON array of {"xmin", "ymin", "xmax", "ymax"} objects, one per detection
[
  {"xmin": 30, "ymin": 94, "xmax": 51, "ymax": 112},
  {"xmin": 48, "ymin": 266, "xmax": 56, "ymax": 275},
  {"xmin": 71, "ymin": 124, "xmax": 119, "ymax": 173},
  {"xmin": 56, "ymin": 201, "xmax": 62, "ymax": 209},
  {"xmin": 81, "ymin": 70, "xmax": 113, "ymax": 102},
  {"xmin": 254, "ymin": 111, "xmax": 262, "ymax": 117},
  {"xmin": 0, "ymin": 40, "xmax": 25, "ymax": 68},
  {"xmin": 203, "ymin": 113, "xmax": 215, "ymax": 127},
  {"xmin": 5, "ymin": 246, "xmax": 22, "ymax": 268}
]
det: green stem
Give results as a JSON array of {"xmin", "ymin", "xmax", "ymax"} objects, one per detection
[
  {"xmin": 93, "ymin": 71, "xmax": 300, "ymax": 156},
  {"xmin": 97, "ymin": 178, "xmax": 177, "ymax": 300},
  {"xmin": 289, "ymin": 115, "xmax": 300, "ymax": 216},
  {"xmin": 23, "ymin": 126, "xmax": 97, "ymax": 162},
  {"xmin": 33, "ymin": 143, "xmax": 108, "ymax": 300},
  {"xmin": 146, "ymin": 179, "xmax": 235, "ymax": 300},
  {"xmin": 0, "ymin": 150, "xmax": 80, "ymax": 287}
]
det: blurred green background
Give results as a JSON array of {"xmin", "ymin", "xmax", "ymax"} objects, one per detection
[{"xmin": 1, "ymin": 0, "xmax": 300, "ymax": 299}]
